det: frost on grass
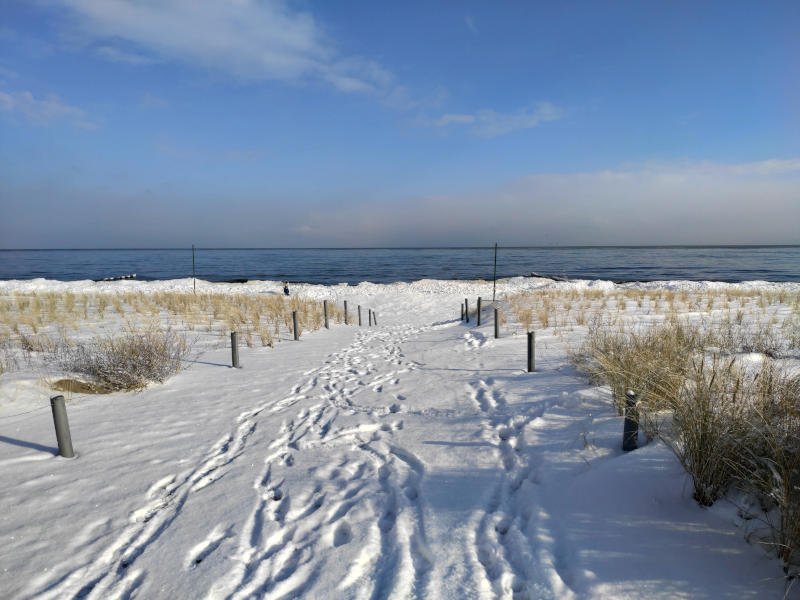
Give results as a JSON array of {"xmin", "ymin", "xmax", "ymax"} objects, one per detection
[{"xmin": 54, "ymin": 326, "xmax": 191, "ymax": 392}]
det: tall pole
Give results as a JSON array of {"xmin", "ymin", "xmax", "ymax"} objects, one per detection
[
  {"xmin": 192, "ymin": 244, "xmax": 196, "ymax": 294},
  {"xmin": 492, "ymin": 242, "xmax": 497, "ymax": 303}
]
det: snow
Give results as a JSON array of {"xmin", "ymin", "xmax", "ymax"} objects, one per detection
[{"xmin": 1, "ymin": 277, "xmax": 798, "ymax": 599}]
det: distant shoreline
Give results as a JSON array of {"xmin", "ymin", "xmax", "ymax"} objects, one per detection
[{"xmin": 1, "ymin": 244, "xmax": 799, "ymax": 251}]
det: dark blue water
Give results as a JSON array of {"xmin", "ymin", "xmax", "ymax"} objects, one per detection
[{"xmin": 0, "ymin": 247, "xmax": 797, "ymax": 284}]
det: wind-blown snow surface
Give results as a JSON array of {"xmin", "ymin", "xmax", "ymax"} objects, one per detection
[{"xmin": 1, "ymin": 278, "xmax": 798, "ymax": 599}]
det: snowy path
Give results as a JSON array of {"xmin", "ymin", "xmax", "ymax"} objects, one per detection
[{"xmin": 2, "ymin": 285, "xmax": 795, "ymax": 599}]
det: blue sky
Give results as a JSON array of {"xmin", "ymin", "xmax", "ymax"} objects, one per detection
[{"xmin": 1, "ymin": 0, "xmax": 798, "ymax": 247}]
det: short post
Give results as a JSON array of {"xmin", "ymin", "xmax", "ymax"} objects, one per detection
[
  {"xmin": 323, "ymin": 300, "xmax": 329, "ymax": 329},
  {"xmin": 231, "ymin": 331, "xmax": 240, "ymax": 368},
  {"xmin": 465, "ymin": 298, "xmax": 469, "ymax": 323},
  {"xmin": 477, "ymin": 297, "xmax": 482, "ymax": 326},
  {"xmin": 368, "ymin": 309, "xmax": 372, "ymax": 326},
  {"xmin": 344, "ymin": 301, "xmax": 348, "ymax": 325},
  {"xmin": 622, "ymin": 390, "xmax": 639, "ymax": 451},
  {"xmin": 461, "ymin": 303, "xmax": 464, "ymax": 321},
  {"xmin": 50, "ymin": 395, "xmax": 74, "ymax": 458},
  {"xmin": 373, "ymin": 312, "xmax": 378, "ymax": 326},
  {"xmin": 494, "ymin": 307, "xmax": 499, "ymax": 338},
  {"xmin": 292, "ymin": 311, "xmax": 299, "ymax": 341},
  {"xmin": 358, "ymin": 305, "xmax": 362, "ymax": 327},
  {"xmin": 527, "ymin": 331, "xmax": 535, "ymax": 372}
]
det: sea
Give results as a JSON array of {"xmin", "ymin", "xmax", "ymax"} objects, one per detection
[{"xmin": 0, "ymin": 247, "xmax": 798, "ymax": 285}]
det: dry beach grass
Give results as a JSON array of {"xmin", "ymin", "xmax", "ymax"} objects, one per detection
[
  {"xmin": 1, "ymin": 282, "xmax": 799, "ymax": 575},
  {"xmin": 0, "ymin": 289, "xmax": 339, "ymax": 386},
  {"xmin": 501, "ymin": 287, "xmax": 800, "ymax": 574}
]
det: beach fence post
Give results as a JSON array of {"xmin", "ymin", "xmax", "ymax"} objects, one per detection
[
  {"xmin": 527, "ymin": 331, "xmax": 535, "ymax": 372},
  {"xmin": 622, "ymin": 390, "xmax": 639, "ymax": 451},
  {"xmin": 358, "ymin": 305, "xmax": 362, "ymax": 327},
  {"xmin": 192, "ymin": 244, "xmax": 196, "ymax": 295},
  {"xmin": 477, "ymin": 297, "xmax": 482, "ymax": 326},
  {"xmin": 50, "ymin": 395, "xmax": 74, "ymax": 458},
  {"xmin": 461, "ymin": 303, "xmax": 464, "ymax": 321},
  {"xmin": 231, "ymin": 332, "xmax": 240, "ymax": 368},
  {"xmin": 369, "ymin": 309, "xmax": 373, "ymax": 327},
  {"xmin": 344, "ymin": 301, "xmax": 348, "ymax": 325},
  {"xmin": 492, "ymin": 242, "xmax": 498, "ymax": 303},
  {"xmin": 293, "ymin": 311, "xmax": 299, "ymax": 341},
  {"xmin": 373, "ymin": 312, "xmax": 378, "ymax": 326},
  {"xmin": 494, "ymin": 308, "xmax": 499, "ymax": 339},
  {"xmin": 324, "ymin": 300, "xmax": 329, "ymax": 329},
  {"xmin": 465, "ymin": 299, "xmax": 469, "ymax": 323}
]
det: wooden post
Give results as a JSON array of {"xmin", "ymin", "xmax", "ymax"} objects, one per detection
[
  {"xmin": 477, "ymin": 297, "xmax": 482, "ymax": 326},
  {"xmin": 465, "ymin": 298, "xmax": 469, "ymax": 323},
  {"xmin": 527, "ymin": 331, "xmax": 535, "ymax": 372},
  {"xmin": 50, "ymin": 395, "xmax": 74, "ymax": 458},
  {"xmin": 368, "ymin": 309, "xmax": 372, "ymax": 326},
  {"xmin": 344, "ymin": 301, "xmax": 348, "ymax": 325},
  {"xmin": 461, "ymin": 303, "xmax": 464, "ymax": 321},
  {"xmin": 323, "ymin": 300, "xmax": 329, "ymax": 329},
  {"xmin": 292, "ymin": 311, "xmax": 299, "ymax": 340},
  {"xmin": 494, "ymin": 307, "xmax": 499, "ymax": 338},
  {"xmin": 622, "ymin": 390, "xmax": 639, "ymax": 451},
  {"xmin": 373, "ymin": 312, "xmax": 377, "ymax": 326},
  {"xmin": 358, "ymin": 305, "xmax": 362, "ymax": 327},
  {"xmin": 231, "ymin": 332, "xmax": 240, "ymax": 368}
]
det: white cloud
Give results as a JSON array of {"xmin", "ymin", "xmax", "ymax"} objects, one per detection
[
  {"xmin": 435, "ymin": 113, "xmax": 475, "ymax": 126},
  {"xmin": 0, "ymin": 89, "xmax": 96, "ymax": 129},
  {"xmin": 51, "ymin": 0, "xmax": 414, "ymax": 104},
  {"xmin": 272, "ymin": 159, "xmax": 800, "ymax": 246},
  {"xmin": 431, "ymin": 102, "xmax": 564, "ymax": 137},
  {"xmin": 6, "ymin": 157, "xmax": 796, "ymax": 247},
  {"xmin": 95, "ymin": 45, "xmax": 156, "ymax": 65}
]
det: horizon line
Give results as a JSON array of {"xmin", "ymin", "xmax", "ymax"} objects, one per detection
[{"xmin": 1, "ymin": 244, "xmax": 799, "ymax": 251}]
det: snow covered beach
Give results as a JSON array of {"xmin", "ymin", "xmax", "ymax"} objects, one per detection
[{"xmin": 1, "ymin": 277, "xmax": 799, "ymax": 599}]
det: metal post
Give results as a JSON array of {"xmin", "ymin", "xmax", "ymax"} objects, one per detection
[
  {"xmin": 292, "ymin": 311, "xmax": 299, "ymax": 340},
  {"xmin": 344, "ymin": 301, "xmax": 348, "ymax": 325},
  {"xmin": 492, "ymin": 242, "xmax": 497, "ymax": 303},
  {"xmin": 527, "ymin": 331, "xmax": 535, "ymax": 372},
  {"xmin": 192, "ymin": 244, "xmax": 196, "ymax": 294},
  {"xmin": 50, "ymin": 395, "xmax": 74, "ymax": 458},
  {"xmin": 494, "ymin": 308, "xmax": 499, "ymax": 338},
  {"xmin": 477, "ymin": 297, "xmax": 482, "ymax": 326},
  {"xmin": 231, "ymin": 332, "xmax": 240, "ymax": 368},
  {"xmin": 622, "ymin": 390, "xmax": 639, "ymax": 451},
  {"xmin": 323, "ymin": 300, "xmax": 329, "ymax": 329},
  {"xmin": 465, "ymin": 298, "xmax": 469, "ymax": 323},
  {"xmin": 358, "ymin": 305, "xmax": 362, "ymax": 327}
]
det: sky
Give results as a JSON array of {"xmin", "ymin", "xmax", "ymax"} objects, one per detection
[{"xmin": 1, "ymin": 0, "xmax": 799, "ymax": 248}]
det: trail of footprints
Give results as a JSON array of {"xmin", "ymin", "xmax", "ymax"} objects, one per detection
[
  {"xmin": 471, "ymin": 381, "xmax": 577, "ymax": 600},
  {"xmin": 467, "ymin": 378, "xmax": 506, "ymax": 413},
  {"xmin": 29, "ymin": 323, "xmax": 432, "ymax": 599},
  {"xmin": 209, "ymin": 323, "xmax": 434, "ymax": 599}
]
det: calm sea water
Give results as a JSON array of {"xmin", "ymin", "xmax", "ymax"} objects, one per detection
[{"xmin": 0, "ymin": 247, "xmax": 797, "ymax": 284}]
